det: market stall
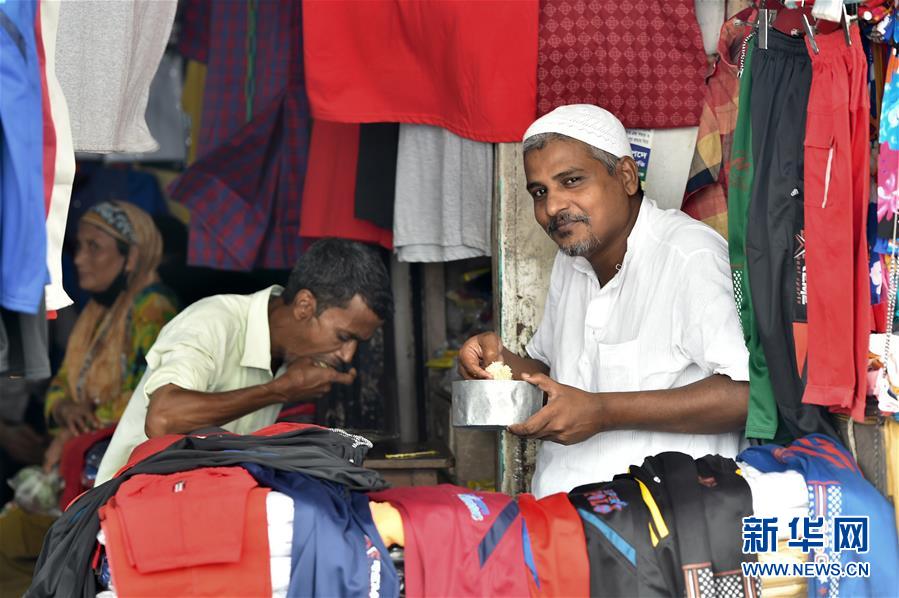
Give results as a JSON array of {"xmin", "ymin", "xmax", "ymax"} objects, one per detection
[{"xmin": 2, "ymin": 1, "xmax": 899, "ymax": 597}]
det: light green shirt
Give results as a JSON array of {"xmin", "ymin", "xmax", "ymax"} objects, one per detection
[{"xmin": 95, "ymin": 285, "xmax": 285, "ymax": 484}]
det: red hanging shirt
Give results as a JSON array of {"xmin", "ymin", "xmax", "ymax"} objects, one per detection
[
  {"xmin": 302, "ymin": 0, "xmax": 538, "ymax": 143},
  {"xmin": 299, "ymin": 121, "xmax": 393, "ymax": 250}
]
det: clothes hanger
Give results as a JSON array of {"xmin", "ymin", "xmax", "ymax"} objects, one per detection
[{"xmin": 756, "ymin": 1, "xmax": 856, "ymax": 52}]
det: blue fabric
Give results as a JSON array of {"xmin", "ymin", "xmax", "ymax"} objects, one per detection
[
  {"xmin": 242, "ymin": 464, "xmax": 398, "ymax": 598},
  {"xmin": 739, "ymin": 434, "xmax": 899, "ymax": 598},
  {"xmin": 577, "ymin": 508, "xmax": 637, "ymax": 566},
  {"xmin": 0, "ymin": 0, "xmax": 47, "ymax": 314},
  {"xmin": 477, "ymin": 501, "xmax": 519, "ymax": 568},
  {"xmin": 521, "ymin": 520, "xmax": 539, "ymax": 588}
]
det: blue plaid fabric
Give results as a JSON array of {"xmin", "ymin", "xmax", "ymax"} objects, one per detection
[{"xmin": 171, "ymin": 0, "xmax": 309, "ymax": 270}]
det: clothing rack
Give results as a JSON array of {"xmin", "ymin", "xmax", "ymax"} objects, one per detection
[{"xmin": 754, "ymin": 0, "xmax": 858, "ymax": 52}]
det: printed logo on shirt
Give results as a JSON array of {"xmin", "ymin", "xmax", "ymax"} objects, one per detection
[
  {"xmin": 585, "ymin": 488, "xmax": 628, "ymax": 515},
  {"xmin": 457, "ymin": 493, "xmax": 491, "ymax": 521},
  {"xmin": 794, "ymin": 228, "xmax": 808, "ymax": 321},
  {"xmin": 365, "ymin": 536, "xmax": 381, "ymax": 598}
]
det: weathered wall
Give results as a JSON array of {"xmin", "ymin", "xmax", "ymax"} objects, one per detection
[{"xmin": 493, "ymin": 142, "xmax": 557, "ymax": 495}]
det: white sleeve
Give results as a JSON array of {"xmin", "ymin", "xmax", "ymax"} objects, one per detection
[
  {"xmin": 142, "ymin": 317, "xmax": 229, "ymax": 397},
  {"xmin": 525, "ymin": 253, "xmax": 563, "ymax": 366},
  {"xmin": 677, "ymin": 249, "xmax": 750, "ymax": 383}
]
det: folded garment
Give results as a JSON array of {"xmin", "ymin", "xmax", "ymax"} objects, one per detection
[
  {"xmin": 267, "ymin": 491, "xmax": 294, "ymax": 558},
  {"xmin": 113, "ymin": 467, "xmax": 257, "ymax": 572},
  {"xmin": 738, "ymin": 462, "xmax": 809, "ymax": 540},
  {"xmin": 270, "ymin": 556, "xmax": 291, "ymax": 598}
]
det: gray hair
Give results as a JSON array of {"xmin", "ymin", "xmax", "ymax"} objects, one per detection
[{"xmin": 522, "ymin": 132, "xmax": 619, "ymax": 174}]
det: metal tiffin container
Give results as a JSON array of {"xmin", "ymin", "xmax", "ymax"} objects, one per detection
[{"xmin": 451, "ymin": 379, "xmax": 545, "ymax": 428}]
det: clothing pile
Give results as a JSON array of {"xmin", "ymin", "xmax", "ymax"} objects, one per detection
[
  {"xmin": 28, "ymin": 423, "xmax": 897, "ymax": 598},
  {"xmin": 26, "ymin": 423, "xmax": 395, "ymax": 598}
]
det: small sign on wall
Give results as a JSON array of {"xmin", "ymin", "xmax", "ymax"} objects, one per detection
[{"xmin": 626, "ymin": 128, "xmax": 654, "ymax": 186}]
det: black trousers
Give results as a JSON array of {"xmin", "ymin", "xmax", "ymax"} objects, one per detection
[{"xmin": 745, "ymin": 31, "xmax": 837, "ymax": 439}]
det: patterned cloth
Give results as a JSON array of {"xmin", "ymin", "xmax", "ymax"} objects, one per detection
[
  {"xmin": 170, "ymin": 0, "xmax": 310, "ymax": 270},
  {"xmin": 44, "ymin": 284, "xmax": 178, "ymax": 426},
  {"xmin": 682, "ymin": 10, "xmax": 756, "ymax": 239},
  {"xmin": 537, "ymin": 0, "xmax": 707, "ymax": 128}
]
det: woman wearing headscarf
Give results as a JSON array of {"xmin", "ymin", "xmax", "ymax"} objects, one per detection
[
  {"xmin": 0, "ymin": 201, "xmax": 178, "ymax": 596},
  {"xmin": 42, "ymin": 200, "xmax": 179, "ymax": 470}
]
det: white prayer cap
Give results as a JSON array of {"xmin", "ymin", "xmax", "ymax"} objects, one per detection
[{"xmin": 523, "ymin": 104, "xmax": 632, "ymax": 159}]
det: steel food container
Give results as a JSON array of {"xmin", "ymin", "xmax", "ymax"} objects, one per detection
[{"xmin": 451, "ymin": 379, "xmax": 544, "ymax": 428}]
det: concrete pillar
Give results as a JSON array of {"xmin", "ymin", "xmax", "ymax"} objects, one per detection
[{"xmin": 493, "ymin": 142, "xmax": 557, "ymax": 495}]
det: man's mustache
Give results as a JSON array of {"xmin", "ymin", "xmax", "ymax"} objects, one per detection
[{"xmin": 548, "ymin": 212, "xmax": 590, "ymax": 234}]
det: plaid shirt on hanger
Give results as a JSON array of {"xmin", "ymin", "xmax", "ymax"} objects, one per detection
[{"xmin": 171, "ymin": 0, "xmax": 310, "ymax": 270}]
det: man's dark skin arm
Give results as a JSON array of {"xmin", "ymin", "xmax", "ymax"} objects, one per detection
[
  {"xmin": 509, "ymin": 373, "xmax": 748, "ymax": 444},
  {"xmin": 145, "ymin": 358, "xmax": 355, "ymax": 437}
]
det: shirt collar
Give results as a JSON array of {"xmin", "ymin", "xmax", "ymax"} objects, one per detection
[
  {"xmin": 241, "ymin": 285, "xmax": 284, "ymax": 371},
  {"xmin": 717, "ymin": 8, "xmax": 756, "ymax": 74},
  {"xmin": 571, "ymin": 197, "xmax": 652, "ymax": 282}
]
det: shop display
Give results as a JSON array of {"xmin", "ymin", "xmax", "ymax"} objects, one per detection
[
  {"xmin": 44, "ymin": 429, "xmax": 899, "ymax": 598},
  {"xmin": 6, "ymin": 3, "xmax": 899, "ymax": 598}
]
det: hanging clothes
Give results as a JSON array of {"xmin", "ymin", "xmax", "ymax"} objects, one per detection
[
  {"xmin": 170, "ymin": 0, "xmax": 310, "ymax": 270},
  {"xmin": 744, "ymin": 31, "xmax": 837, "ymax": 440},
  {"xmin": 54, "ymin": 0, "xmax": 176, "ymax": 153},
  {"xmin": 683, "ymin": 10, "xmax": 757, "ymax": 239},
  {"xmin": 302, "ymin": 0, "xmax": 538, "ymax": 143},
  {"xmin": 728, "ymin": 34, "xmax": 783, "ymax": 441},
  {"xmin": 106, "ymin": 52, "xmax": 188, "ymax": 164},
  {"xmin": 300, "ymin": 121, "xmax": 392, "ymax": 249},
  {"xmin": 393, "ymin": 124, "xmax": 493, "ymax": 262},
  {"xmin": 368, "ymin": 484, "xmax": 530, "ymax": 598},
  {"xmin": 801, "ymin": 27, "xmax": 872, "ymax": 423},
  {"xmin": 0, "ymin": 300, "xmax": 50, "ymax": 380},
  {"xmin": 739, "ymin": 435, "xmax": 899, "ymax": 598},
  {"xmin": 0, "ymin": 0, "xmax": 47, "ymax": 315},
  {"xmin": 537, "ymin": 0, "xmax": 707, "ymax": 128},
  {"xmin": 354, "ymin": 123, "xmax": 400, "ymax": 231},
  {"xmin": 38, "ymin": 0, "xmax": 74, "ymax": 312}
]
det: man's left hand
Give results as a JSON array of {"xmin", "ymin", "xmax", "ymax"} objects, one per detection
[{"xmin": 508, "ymin": 373, "xmax": 603, "ymax": 444}]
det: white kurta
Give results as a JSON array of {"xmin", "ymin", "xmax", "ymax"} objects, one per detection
[{"xmin": 526, "ymin": 198, "xmax": 749, "ymax": 498}]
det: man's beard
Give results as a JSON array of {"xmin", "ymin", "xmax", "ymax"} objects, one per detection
[
  {"xmin": 548, "ymin": 212, "xmax": 601, "ymax": 257},
  {"xmin": 560, "ymin": 234, "xmax": 602, "ymax": 257}
]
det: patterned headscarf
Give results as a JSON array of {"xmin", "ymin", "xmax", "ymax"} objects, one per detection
[{"xmin": 61, "ymin": 201, "xmax": 163, "ymax": 417}]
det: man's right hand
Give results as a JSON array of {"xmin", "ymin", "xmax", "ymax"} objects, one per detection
[
  {"xmin": 270, "ymin": 358, "xmax": 358, "ymax": 401},
  {"xmin": 458, "ymin": 332, "xmax": 504, "ymax": 380}
]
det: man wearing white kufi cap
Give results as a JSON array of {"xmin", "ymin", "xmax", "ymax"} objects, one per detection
[{"xmin": 459, "ymin": 105, "xmax": 750, "ymax": 498}]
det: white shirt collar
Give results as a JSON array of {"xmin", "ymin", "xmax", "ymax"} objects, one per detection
[
  {"xmin": 240, "ymin": 285, "xmax": 284, "ymax": 370},
  {"xmin": 571, "ymin": 197, "xmax": 651, "ymax": 285}
]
